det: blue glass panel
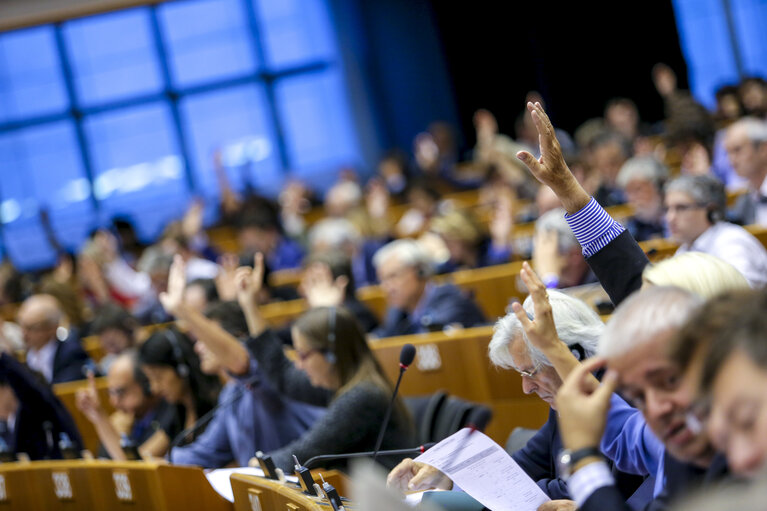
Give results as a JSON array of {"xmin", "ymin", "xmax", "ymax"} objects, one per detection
[
  {"xmin": 732, "ymin": 0, "xmax": 767, "ymax": 79},
  {"xmin": 83, "ymin": 103, "xmax": 189, "ymax": 240},
  {"xmin": 180, "ymin": 84, "xmax": 283, "ymax": 205},
  {"xmin": 0, "ymin": 26, "xmax": 68, "ymax": 123},
  {"xmin": 253, "ymin": 0, "xmax": 336, "ymax": 71},
  {"xmin": 62, "ymin": 8, "xmax": 163, "ymax": 107},
  {"xmin": 672, "ymin": 0, "xmax": 739, "ymax": 109},
  {"xmin": 158, "ymin": 0, "xmax": 257, "ymax": 88},
  {"xmin": 0, "ymin": 121, "xmax": 93, "ymax": 269},
  {"xmin": 274, "ymin": 69, "xmax": 361, "ymax": 189}
]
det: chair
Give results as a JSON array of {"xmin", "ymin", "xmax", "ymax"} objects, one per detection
[
  {"xmin": 405, "ymin": 391, "xmax": 492, "ymax": 445},
  {"xmin": 505, "ymin": 426, "xmax": 539, "ymax": 455}
]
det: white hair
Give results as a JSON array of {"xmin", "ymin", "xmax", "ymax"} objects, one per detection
[
  {"xmin": 308, "ymin": 218, "xmax": 362, "ymax": 252},
  {"xmin": 643, "ymin": 252, "xmax": 749, "ymax": 299},
  {"xmin": 729, "ymin": 116, "xmax": 767, "ymax": 144},
  {"xmin": 535, "ymin": 208, "xmax": 580, "ymax": 254},
  {"xmin": 372, "ymin": 238, "xmax": 434, "ymax": 277},
  {"xmin": 616, "ymin": 156, "xmax": 669, "ymax": 189},
  {"xmin": 488, "ymin": 290, "xmax": 603, "ymax": 370},
  {"xmin": 599, "ymin": 286, "xmax": 703, "ymax": 359}
]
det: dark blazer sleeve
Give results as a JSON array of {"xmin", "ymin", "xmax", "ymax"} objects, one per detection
[
  {"xmin": 428, "ymin": 285, "xmax": 486, "ymax": 330},
  {"xmin": 51, "ymin": 338, "xmax": 92, "ymax": 384},
  {"xmin": 581, "ymin": 485, "xmax": 634, "ymax": 511},
  {"xmin": 585, "ymin": 231, "xmax": 650, "ymax": 306},
  {"xmin": 511, "ymin": 409, "xmax": 570, "ymax": 500}
]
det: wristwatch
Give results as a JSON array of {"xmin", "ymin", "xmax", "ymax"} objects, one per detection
[{"xmin": 557, "ymin": 447, "xmax": 602, "ymax": 481}]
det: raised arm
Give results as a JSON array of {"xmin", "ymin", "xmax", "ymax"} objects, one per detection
[
  {"xmin": 159, "ymin": 255, "xmax": 250, "ymax": 376},
  {"xmin": 516, "ymin": 102, "xmax": 591, "ymax": 214},
  {"xmin": 235, "ymin": 254, "xmax": 269, "ymax": 338}
]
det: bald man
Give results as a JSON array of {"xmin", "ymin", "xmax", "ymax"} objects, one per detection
[{"xmin": 18, "ymin": 294, "xmax": 92, "ymax": 384}]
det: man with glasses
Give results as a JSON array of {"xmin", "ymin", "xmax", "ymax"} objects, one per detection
[
  {"xmin": 371, "ymin": 239, "xmax": 485, "ymax": 338},
  {"xmin": 17, "ymin": 294, "xmax": 92, "ymax": 384},
  {"xmin": 388, "ymin": 291, "xmax": 656, "ymax": 510},
  {"xmin": 664, "ymin": 174, "xmax": 767, "ymax": 288}
]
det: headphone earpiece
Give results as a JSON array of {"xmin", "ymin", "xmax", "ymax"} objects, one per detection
[
  {"xmin": 570, "ymin": 344, "xmax": 586, "ymax": 361},
  {"xmin": 706, "ymin": 207, "xmax": 723, "ymax": 224},
  {"xmin": 325, "ymin": 307, "xmax": 337, "ymax": 365}
]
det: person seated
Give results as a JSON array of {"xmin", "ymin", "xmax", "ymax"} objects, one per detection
[
  {"xmin": 75, "ymin": 353, "xmax": 182, "ymax": 460},
  {"xmin": 723, "ymin": 117, "xmax": 767, "ymax": 226},
  {"xmin": 160, "ymin": 295, "xmax": 324, "ymax": 468},
  {"xmin": 665, "ymin": 174, "xmax": 767, "ymax": 288},
  {"xmin": 203, "ymin": 254, "xmax": 415, "ymax": 472},
  {"xmin": 0, "ymin": 350, "xmax": 83, "ymax": 460},
  {"xmin": 615, "ymin": 156, "xmax": 668, "ymax": 241},
  {"xmin": 17, "ymin": 294, "xmax": 92, "ymax": 384},
  {"xmin": 588, "ymin": 132, "xmax": 631, "ymax": 208},
  {"xmin": 670, "ymin": 288, "xmax": 767, "ymax": 478},
  {"xmin": 308, "ymin": 217, "xmax": 383, "ymax": 289},
  {"xmin": 388, "ymin": 279, "xmax": 655, "ymax": 509},
  {"xmin": 137, "ymin": 328, "xmax": 221, "ymax": 449},
  {"xmin": 430, "ymin": 209, "xmax": 511, "ymax": 273},
  {"xmin": 533, "ymin": 209, "xmax": 596, "ymax": 289},
  {"xmin": 183, "ymin": 278, "xmax": 219, "ymax": 313},
  {"xmin": 371, "ymin": 239, "xmax": 485, "ymax": 338},
  {"xmin": 90, "ymin": 304, "xmax": 139, "ymax": 373},
  {"xmin": 236, "ymin": 198, "xmax": 304, "ymax": 271}
]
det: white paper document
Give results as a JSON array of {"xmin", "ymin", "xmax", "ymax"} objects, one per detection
[
  {"xmin": 415, "ymin": 428, "xmax": 550, "ymax": 511},
  {"xmin": 205, "ymin": 466, "xmax": 299, "ymax": 502}
]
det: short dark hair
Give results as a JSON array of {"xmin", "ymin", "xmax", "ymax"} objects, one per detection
[
  {"xmin": 91, "ymin": 304, "xmax": 137, "ymax": 339},
  {"xmin": 186, "ymin": 278, "xmax": 219, "ymax": 304},
  {"xmin": 204, "ymin": 301, "xmax": 249, "ymax": 339},
  {"xmin": 306, "ymin": 251, "xmax": 356, "ymax": 297}
]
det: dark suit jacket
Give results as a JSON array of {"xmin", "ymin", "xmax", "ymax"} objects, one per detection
[
  {"xmin": 512, "ymin": 408, "xmax": 570, "ymax": 499},
  {"xmin": 728, "ymin": 193, "xmax": 757, "ymax": 226},
  {"xmin": 0, "ymin": 353, "xmax": 83, "ymax": 459},
  {"xmin": 586, "ymin": 230, "xmax": 649, "ymax": 306},
  {"xmin": 581, "ymin": 452, "xmax": 730, "ymax": 511},
  {"xmin": 374, "ymin": 283, "xmax": 486, "ymax": 338},
  {"xmin": 51, "ymin": 337, "xmax": 92, "ymax": 384}
]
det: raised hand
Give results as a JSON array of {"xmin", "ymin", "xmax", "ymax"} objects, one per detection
[
  {"xmin": 301, "ymin": 263, "xmax": 347, "ymax": 308},
  {"xmin": 532, "ymin": 229, "xmax": 564, "ymax": 281},
  {"xmin": 516, "ymin": 102, "xmax": 590, "ymax": 213},
  {"xmin": 159, "ymin": 255, "xmax": 187, "ymax": 316},
  {"xmin": 215, "ymin": 253, "xmax": 241, "ymax": 301},
  {"xmin": 556, "ymin": 357, "xmax": 618, "ymax": 451},
  {"xmin": 75, "ymin": 371, "xmax": 105, "ymax": 424},
  {"xmin": 235, "ymin": 253, "xmax": 265, "ymax": 309},
  {"xmin": 512, "ymin": 262, "xmax": 561, "ymax": 354}
]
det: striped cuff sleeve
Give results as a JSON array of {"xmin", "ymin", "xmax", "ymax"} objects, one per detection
[
  {"xmin": 564, "ymin": 197, "xmax": 625, "ymax": 258},
  {"xmin": 568, "ymin": 460, "xmax": 614, "ymax": 507}
]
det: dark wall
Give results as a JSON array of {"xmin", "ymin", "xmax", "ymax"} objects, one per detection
[{"xmin": 428, "ymin": 1, "xmax": 688, "ymax": 150}]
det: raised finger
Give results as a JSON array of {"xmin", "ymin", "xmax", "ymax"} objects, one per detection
[{"xmin": 511, "ymin": 301, "xmax": 533, "ymax": 330}]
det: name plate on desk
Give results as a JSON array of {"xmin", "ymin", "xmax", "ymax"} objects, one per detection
[
  {"xmin": 247, "ymin": 489, "xmax": 263, "ymax": 511},
  {"xmin": 0, "ymin": 474, "xmax": 6, "ymax": 501},
  {"xmin": 113, "ymin": 471, "xmax": 134, "ymax": 502},
  {"xmin": 416, "ymin": 344, "xmax": 442, "ymax": 371},
  {"xmin": 52, "ymin": 471, "xmax": 73, "ymax": 500}
]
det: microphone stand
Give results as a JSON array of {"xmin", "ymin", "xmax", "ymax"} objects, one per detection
[{"xmin": 303, "ymin": 443, "xmax": 435, "ymax": 470}]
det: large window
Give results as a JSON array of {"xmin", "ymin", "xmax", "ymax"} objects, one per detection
[{"xmin": 0, "ymin": 0, "xmax": 362, "ymax": 270}]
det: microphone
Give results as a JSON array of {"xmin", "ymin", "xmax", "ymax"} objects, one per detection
[
  {"xmin": 303, "ymin": 443, "xmax": 436, "ymax": 469},
  {"xmin": 168, "ymin": 374, "xmax": 260, "ymax": 463},
  {"xmin": 372, "ymin": 344, "xmax": 416, "ymax": 461}
]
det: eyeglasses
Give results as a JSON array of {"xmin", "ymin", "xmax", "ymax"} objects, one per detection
[
  {"xmin": 663, "ymin": 203, "xmax": 705, "ymax": 214},
  {"xmin": 517, "ymin": 361, "xmax": 543, "ymax": 378},
  {"xmin": 684, "ymin": 397, "xmax": 711, "ymax": 435}
]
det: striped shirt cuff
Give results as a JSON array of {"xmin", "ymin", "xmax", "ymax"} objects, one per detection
[
  {"xmin": 564, "ymin": 197, "xmax": 625, "ymax": 258},
  {"xmin": 568, "ymin": 460, "xmax": 614, "ymax": 507}
]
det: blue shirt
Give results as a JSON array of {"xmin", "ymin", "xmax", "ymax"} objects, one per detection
[
  {"xmin": 564, "ymin": 197, "xmax": 625, "ymax": 258},
  {"xmin": 171, "ymin": 360, "xmax": 325, "ymax": 468}
]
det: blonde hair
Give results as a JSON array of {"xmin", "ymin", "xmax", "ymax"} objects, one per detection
[
  {"xmin": 642, "ymin": 252, "xmax": 750, "ymax": 298},
  {"xmin": 429, "ymin": 210, "xmax": 483, "ymax": 245}
]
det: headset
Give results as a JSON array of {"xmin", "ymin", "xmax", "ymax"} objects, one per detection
[
  {"xmin": 325, "ymin": 306, "xmax": 337, "ymax": 364},
  {"xmin": 164, "ymin": 330, "xmax": 190, "ymax": 379}
]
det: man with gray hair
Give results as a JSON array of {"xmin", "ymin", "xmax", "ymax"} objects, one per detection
[
  {"xmin": 615, "ymin": 156, "xmax": 668, "ymax": 241},
  {"xmin": 724, "ymin": 117, "xmax": 767, "ymax": 226},
  {"xmin": 371, "ymin": 239, "xmax": 485, "ymax": 338},
  {"xmin": 665, "ymin": 174, "xmax": 767, "ymax": 287},
  {"xmin": 388, "ymin": 282, "xmax": 656, "ymax": 508},
  {"xmin": 17, "ymin": 294, "xmax": 92, "ymax": 384},
  {"xmin": 534, "ymin": 208, "xmax": 596, "ymax": 289},
  {"xmin": 554, "ymin": 286, "xmax": 731, "ymax": 511}
]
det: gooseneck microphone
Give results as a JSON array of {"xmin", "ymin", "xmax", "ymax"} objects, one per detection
[
  {"xmin": 303, "ymin": 443, "xmax": 436, "ymax": 469},
  {"xmin": 372, "ymin": 343, "xmax": 416, "ymax": 461}
]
